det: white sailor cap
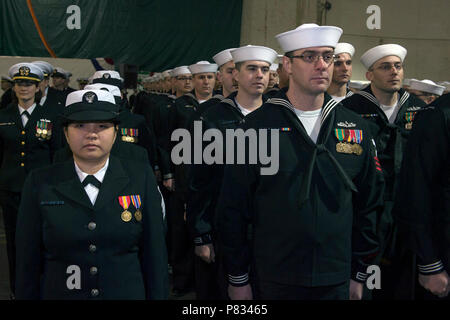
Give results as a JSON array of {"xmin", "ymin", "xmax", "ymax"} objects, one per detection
[
  {"xmin": 9, "ymin": 63, "xmax": 44, "ymax": 82},
  {"xmin": 410, "ymin": 79, "xmax": 445, "ymax": 96},
  {"xmin": 213, "ymin": 48, "xmax": 235, "ymax": 67},
  {"xmin": 437, "ymin": 81, "xmax": 450, "ymax": 92},
  {"xmin": 172, "ymin": 66, "xmax": 192, "ymax": 77},
  {"xmin": 31, "ymin": 61, "xmax": 54, "ymax": 77},
  {"xmin": 361, "ymin": 44, "xmax": 407, "ymax": 69},
  {"xmin": 348, "ymin": 80, "xmax": 370, "ymax": 90},
  {"xmin": 276, "ymin": 23, "xmax": 343, "ymax": 53},
  {"xmin": 91, "ymin": 70, "xmax": 123, "ymax": 88},
  {"xmin": 334, "ymin": 43, "xmax": 355, "ymax": 57},
  {"xmin": 230, "ymin": 45, "xmax": 278, "ymax": 64},
  {"xmin": 189, "ymin": 61, "xmax": 218, "ymax": 74},
  {"xmin": 270, "ymin": 63, "xmax": 279, "ymax": 71},
  {"xmin": 162, "ymin": 69, "xmax": 173, "ymax": 78},
  {"xmin": 64, "ymin": 89, "xmax": 119, "ymax": 122}
]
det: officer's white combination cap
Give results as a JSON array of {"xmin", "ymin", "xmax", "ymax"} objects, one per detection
[
  {"xmin": 213, "ymin": 48, "xmax": 235, "ymax": 67},
  {"xmin": 91, "ymin": 70, "xmax": 123, "ymax": 88},
  {"xmin": 84, "ymin": 83, "xmax": 122, "ymax": 97},
  {"xmin": 231, "ymin": 45, "xmax": 278, "ymax": 64},
  {"xmin": 275, "ymin": 23, "xmax": 343, "ymax": 53},
  {"xmin": 91, "ymin": 70, "xmax": 122, "ymax": 82},
  {"xmin": 334, "ymin": 43, "xmax": 355, "ymax": 57},
  {"xmin": 31, "ymin": 61, "xmax": 54, "ymax": 77},
  {"xmin": 410, "ymin": 79, "xmax": 445, "ymax": 96},
  {"xmin": 66, "ymin": 89, "xmax": 116, "ymax": 107},
  {"xmin": 189, "ymin": 61, "xmax": 218, "ymax": 74},
  {"xmin": 360, "ymin": 44, "xmax": 407, "ymax": 69},
  {"xmin": 172, "ymin": 66, "xmax": 192, "ymax": 77},
  {"xmin": 9, "ymin": 63, "xmax": 44, "ymax": 82},
  {"xmin": 64, "ymin": 90, "xmax": 118, "ymax": 122}
]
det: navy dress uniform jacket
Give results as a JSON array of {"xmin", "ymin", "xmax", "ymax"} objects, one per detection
[
  {"xmin": 218, "ymin": 91, "xmax": 385, "ymax": 287},
  {"xmin": 0, "ymin": 103, "xmax": 62, "ymax": 193},
  {"xmin": 394, "ymin": 93, "xmax": 450, "ymax": 276},
  {"xmin": 15, "ymin": 156, "xmax": 168, "ymax": 300}
]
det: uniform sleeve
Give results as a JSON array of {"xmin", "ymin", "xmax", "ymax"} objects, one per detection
[
  {"xmin": 186, "ymin": 117, "xmax": 220, "ymax": 244},
  {"xmin": 394, "ymin": 109, "xmax": 448, "ymax": 274},
  {"xmin": 15, "ymin": 171, "xmax": 43, "ymax": 299},
  {"xmin": 351, "ymin": 130, "xmax": 385, "ymax": 283},
  {"xmin": 141, "ymin": 166, "xmax": 169, "ymax": 299},
  {"xmin": 217, "ymin": 130, "xmax": 257, "ymax": 287}
]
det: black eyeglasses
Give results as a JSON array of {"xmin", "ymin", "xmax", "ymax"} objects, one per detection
[
  {"xmin": 372, "ymin": 63, "xmax": 403, "ymax": 72},
  {"xmin": 288, "ymin": 52, "xmax": 336, "ymax": 65}
]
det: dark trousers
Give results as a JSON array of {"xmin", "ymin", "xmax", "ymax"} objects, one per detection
[
  {"xmin": 0, "ymin": 190, "xmax": 21, "ymax": 294},
  {"xmin": 254, "ymin": 280, "xmax": 349, "ymax": 300},
  {"xmin": 194, "ymin": 241, "xmax": 228, "ymax": 300},
  {"xmin": 167, "ymin": 192, "xmax": 194, "ymax": 291}
]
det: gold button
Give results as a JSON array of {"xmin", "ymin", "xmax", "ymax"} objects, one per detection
[
  {"xmin": 20, "ymin": 163, "xmax": 24, "ymax": 167},
  {"xmin": 21, "ymin": 152, "xmax": 25, "ymax": 157},
  {"xmin": 21, "ymin": 131, "xmax": 26, "ymax": 135},
  {"xmin": 21, "ymin": 141, "xmax": 25, "ymax": 145}
]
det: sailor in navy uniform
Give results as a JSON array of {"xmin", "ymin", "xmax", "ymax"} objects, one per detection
[
  {"xmin": 0, "ymin": 63, "xmax": 62, "ymax": 298},
  {"xmin": 326, "ymin": 43, "xmax": 355, "ymax": 103},
  {"xmin": 15, "ymin": 89, "xmax": 168, "ymax": 300}
]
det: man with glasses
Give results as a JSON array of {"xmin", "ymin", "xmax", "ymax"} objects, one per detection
[
  {"xmin": 342, "ymin": 44, "xmax": 426, "ymax": 299},
  {"xmin": 218, "ymin": 24, "xmax": 384, "ymax": 300},
  {"xmin": 327, "ymin": 43, "xmax": 355, "ymax": 103}
]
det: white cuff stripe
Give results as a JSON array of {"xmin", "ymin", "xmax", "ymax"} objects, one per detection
[
  {"xmin": 356, "ymin": 272, "xmax": 368, "ymax": 281},
  {"xmin": 418, "ymin": 261, "xmax": 444, "ymax": 273},
  {"xmin": 228, "ymin": 274, "xmax": 249, "ymax": 284}
]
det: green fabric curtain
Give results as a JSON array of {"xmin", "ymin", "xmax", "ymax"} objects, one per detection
[{"xmin": 0, "ymin": 0, "xmax": 242, "ymax": 70}]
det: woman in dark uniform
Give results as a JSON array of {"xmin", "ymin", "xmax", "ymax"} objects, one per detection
[
  {"xmin": 15, "ymin": 89, "xmax": 168, "ymax": 300},
  {"xmin": 0, "ymin": 63, "xmax": 62, "ymax": 299}
]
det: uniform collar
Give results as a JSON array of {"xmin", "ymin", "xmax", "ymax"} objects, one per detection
[
  {"xmin": 18, "ymin": 103, "xmax": 37, "ymax": 116},
  {"xmin": 356, "ymin": 85, "xmax": 410, "ymax": 109},
  {"xmin": 266, "ymin": 91, "xmax": 339, "ymax": 126},
  {"xmin": 74, "ymin": 157, "xmax": 110, "ymax": 184}
]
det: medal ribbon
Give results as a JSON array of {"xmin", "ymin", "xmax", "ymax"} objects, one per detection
[
  {"xmin": 131, "ymin": 195, "xmax": 141, "ymax": 210},
  {"xmin": 118, "ymin": 196, "xmax": 131, "ymax": 210}
]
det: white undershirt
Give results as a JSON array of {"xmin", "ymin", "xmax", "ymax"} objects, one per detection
[
  {"xmin": 198, "ymin": 99, "xmax": 207, "ymax": 104},
  {"xmin": 380, "ymin": 103, "xmax": 400, "ymax": 123},
  {"xmin": 235, "ymin": 100, "xmax": 255, "ymax": 116},
  {"xmin": 74, "ymin": 158, "xmax": 109, "ymax": 205},
  {"xmin": 39, "ymin": 87, "xmax": 48, "ymax": 106},
  {"xmin": 18, "ymin": 103, "xmax": 37, "ymax": 127},
  {"xmin": 330, "ymin": 95, "xmax": 346, "ymax": 103},
  {"xmin": 294, "ymin": 108, "xmax": 322, "ymax": 143}
]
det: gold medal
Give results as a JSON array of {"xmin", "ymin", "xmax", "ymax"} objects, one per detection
[
  {"xmin": 134, "ymin": 209, "xmax": 142, "ymax": 221},
  {"xmin": 121, "ymin": 210, "xmax": 132, "ymax": 222},
  {"xmin": 336, "ymin": 142, "xmax": 352, "ymax": 154},
  {"xmin": 35, "ymin": 133, "xmax": 40, "ymax": 137},
  {"xmin": 405, "ymin": 122, "xmax": 412, "ymax": 130},
  {"xmin": 129, "ymin": 137, "xmax": 135, "ymax": 143},
  {"xmin": 37, "ymin": 128, "xmax": 42, "ymax": 134},
  {"xmin": 42, "ymin": 129, "xmax": 48, "ymax": 135},
  {"xmin": 42, "ymin": 133, "xmax": 47, "ymax": 139},
  {"xmin": 352, "ymin": 144, "xmax": 363, "ymax": 155}
]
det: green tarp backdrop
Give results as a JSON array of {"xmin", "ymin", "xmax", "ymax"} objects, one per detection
[{"xmin": 0, "ymin": 0, "xmax": 243, "ymax": 70}]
